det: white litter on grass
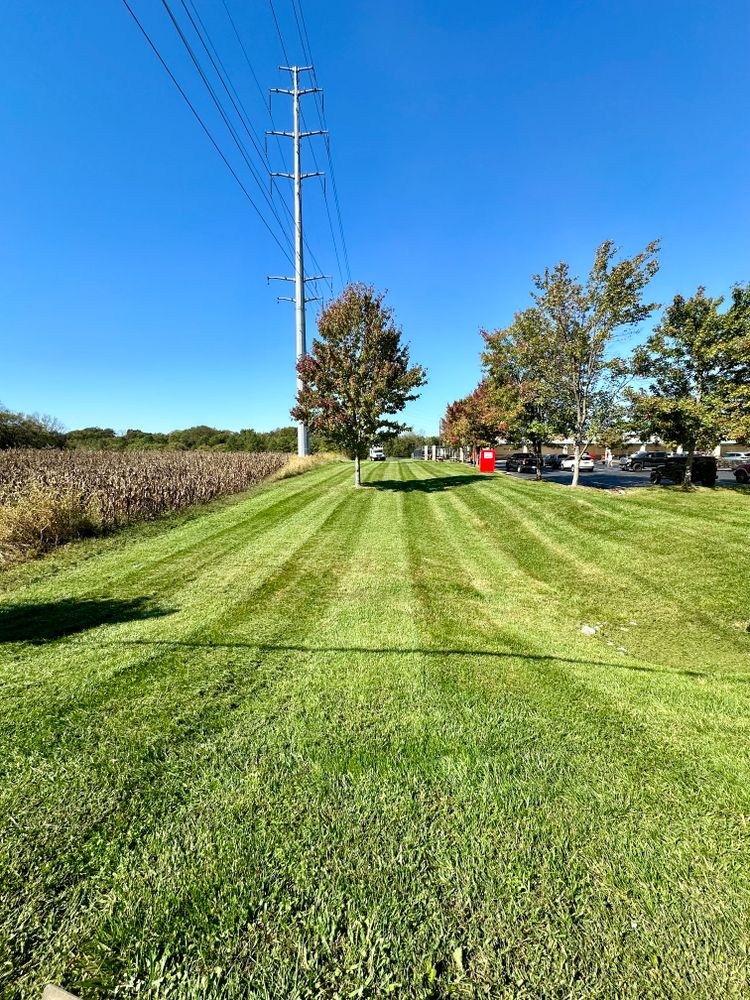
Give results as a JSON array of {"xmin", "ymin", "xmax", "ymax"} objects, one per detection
[
  {"xmin": 617, "ymin": 646, "xmax": 628, "ymax": 653},
  {"xmin": 581, "ymin": 625, "xmax": 598, "ymax": 636}
]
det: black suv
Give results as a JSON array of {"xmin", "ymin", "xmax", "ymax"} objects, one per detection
[
  {"xmin": 506, "ymin": 453, "xmax": 539, "ymax": 473},
  {"xmin": 649, "ymin": 455, "xmax": 718, "ymax": 487},
  {"xmin": 620, "ymin": 451, "xmax": 668, "ymax": 471}
]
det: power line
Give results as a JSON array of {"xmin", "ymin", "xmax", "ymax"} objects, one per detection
[
  {"xmin": 183, "ymin": 0, "xmax": 268, "ymax": 165},
  {"xmin": 290, "ymin": 0, "xmax": 351, "ymax": 283},
  {"xmin": 287, "ymin": 0, "xmax": 346, "ymax": 286},
  {"xmin": 120, "ymin": 0, "xmax": 294, "ymax": 266},
  {"xmin": 267, "ymin": 0, "xmax": 347, "ymax": 288},
  {"xmin": 184, "ymin": 0, "xmax": 330, "ymax": 284},
  {"xmin": 160, "ymin": 0, "xmax": 295, "ymax": 253},
  {"xmin": 220, "ymin": 0, "xmax": 270, "ymax": 109},
  {"xmin": 268, "ymin": 0, "xmax": 291, "ymax": 66},
  {"xmin": 219, "ymin": 0, "xmax": 286, "ymax": 161}
]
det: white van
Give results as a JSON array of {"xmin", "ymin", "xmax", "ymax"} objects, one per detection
[{"xmin": 369, "ymin": 446, "xmax": 386, "ymax": 461}]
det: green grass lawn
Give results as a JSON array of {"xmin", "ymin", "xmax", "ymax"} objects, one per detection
[{"xmin": 1, "ymin": 460, "xmax": 749, "ymax": 999}]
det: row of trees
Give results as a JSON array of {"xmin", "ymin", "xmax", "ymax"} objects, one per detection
[
  {"xmin": 0, "ymin": 408, "xmax": 435, "ymax": 459},
  {"xmin": 442, "ymin": 241, "xmax": 750, "ymax": 488},
  {"xmin": 0, "ymin": 412, "xmax": 314, "ymax": 453}
]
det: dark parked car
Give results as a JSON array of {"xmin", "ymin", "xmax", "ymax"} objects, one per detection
[
  {"xmin": 734, "ymin": 462, "xmax": 750, "ymax": 485},
  {"xmin": 506, "ymin": 452, "xmax": 539, "ymax": 473},
  {"xmin": 543, "ymin": 453, "xmax": 567, "ymax": 469},
  {"xmin": 649, "ymin": 455, "xmax": 718, "ymax": 487},
  {"xmin": 620, "ymin": 450, "xmax": 668, "ymax": 471}
]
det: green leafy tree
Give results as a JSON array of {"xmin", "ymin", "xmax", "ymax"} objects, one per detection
[
  {"xmin": 0, "ymin": 407, "xmax": 65, "ymax": 449},
  {"xmin": 482, "ymin": 309, "xmax": 565, "ymax": 480},
  {"xmin": 722, "ymin": 283, "xmax": 750, "ymax": 442},
  {"xmin": 292, "ymin": 283, "xmax": 427, "ymax": 486},
  {"xmin": 627, "ymin": 284, "xmax": 750, "ymax": 489},
  {"xmin": 532, "ymin": 239, "xmax": 660, "ymax": 485},
  {"xmin": 65, "ymin": 427, "xmax": 121, "ymax": 450},
  {"xmin": 261, "ymin": 427, "xmax": 298, "ymax": 453}
]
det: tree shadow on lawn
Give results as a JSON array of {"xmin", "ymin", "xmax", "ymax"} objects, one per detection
[
  {"xmin": 364, "ymin": 474, "xmax": 487, "ymax": 493},
  {"xmin": 0, "ymin": 598, "xmax": 173, "ymax": 644}
]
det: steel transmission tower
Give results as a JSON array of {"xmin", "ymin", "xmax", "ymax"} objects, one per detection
[{"xmin": 267, "ymin": 66, "xmax": 329, "ymax": 457}]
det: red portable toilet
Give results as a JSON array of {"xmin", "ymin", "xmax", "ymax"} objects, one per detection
[{"xmin": 478, "ymin": 448, "xmax": 496, "ymax": 473}]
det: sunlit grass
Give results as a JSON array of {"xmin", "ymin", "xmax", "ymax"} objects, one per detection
[{"xmin": 1, "ymin": 461, "xmax": 749, "ymax": 998}]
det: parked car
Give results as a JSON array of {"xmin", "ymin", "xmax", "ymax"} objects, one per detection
[
  {"xmin": 734, "ymin": 463, "xmax": 750, "ymax": 485},
  {"xmin": 620, "ymin": 450, "xmax": 668, "ymax": 471},
  {"xmin": 649, "ymin": 455, "xmax": 718, "ymax": 487},
  {"xmin": 505, "ymin": 452, "xmax": 539, "ymax": 473},
  {"xmin": 369, "ymin": 445, "xmax": 385, "ymax": 461},
  {"xmin": 543, "ymin": 453, "xmax": 567, "ymax": 469},
  {"xmin": 723, "ymin": 452, "xmax": 750, "ymax": 460},
  {"xmin": 560, "ymin": 453, "xmax": 595, "ymax": 472}
]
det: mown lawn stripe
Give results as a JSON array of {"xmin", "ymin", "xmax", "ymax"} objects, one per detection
[{"xmin": 1, "ymin": 460, "xmax": 749, "ymax": 999}]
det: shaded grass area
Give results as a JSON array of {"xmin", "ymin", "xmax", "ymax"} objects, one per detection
[{"xmin": 1, "ymin": 461, "xmax": 749, "ymax": 998}]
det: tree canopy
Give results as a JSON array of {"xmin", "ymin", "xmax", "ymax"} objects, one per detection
[
  {"xmin": 482, "ymin": 309, "xmax": 566, "ymax": 479},
  {"xmin": 292, "ymin": 284, "xmax": 427, "ymax": 486},
  {"xmin": 530, "ymin": 239, "xmax": 661, "ymax": 484},
  {"xmin": 440, "ymin": 382, "xmax": 498, "ymax": 453},
  {"xmin": 627, "ymin": 284, "xmax": 750, "ymax": 487}
]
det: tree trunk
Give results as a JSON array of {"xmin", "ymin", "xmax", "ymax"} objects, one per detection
[
  {"xmin": 682, "ymin": 445, "xmax": 696, "ymax": 491},
  {"xmin": 354, "ymin": 454, "xmax": 361, "ymax": 487},
  {"xmin": 534, "ymin": 443, "xmax": 543, "ymax": 481},
  {"xmin": 571, "ymin": 443, "xmax": 581, "ymax": 487}
]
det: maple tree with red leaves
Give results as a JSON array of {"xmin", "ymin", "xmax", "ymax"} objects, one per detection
[{"xmin": 292, "ymin": 284, "xmax": 427, "ymax": 486}]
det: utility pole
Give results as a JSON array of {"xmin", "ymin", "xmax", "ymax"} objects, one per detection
[{"xmin": 267, "ymin": 66, "xmax": 328, "ymax": 457}]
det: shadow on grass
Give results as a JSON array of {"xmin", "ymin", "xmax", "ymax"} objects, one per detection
[
  {"xmin": 364, "ymin": 474, "xmax": 486, "ymax": 492},
  {"xmin": 82, "ymin": 638, "xmax": 707, "ymax": 679},
  {"xmin": 0, "ymin": 598, "xmax": 173, "ymax": 644}
]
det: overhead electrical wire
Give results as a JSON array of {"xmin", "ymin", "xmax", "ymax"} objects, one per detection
[
  {"xmin": 120, "ymin": 0, "xmax": 294, "ymax": 266},
  {"xmin": 287, "ymin": 0, "xmax": 345, "ymax": 287},
  {"xmin": 268, "ymin": 0, "xmax": 291, "ymax": 66},
  {"xmin": 188, "ymin": 0, "xmax": 330, "ymax": 284},
  {"xmin": 159, "ymin": 0, "xmax": 295, "ymax": 254},
  {"xmin": 267, "ymin": 0, "xmax": 347, "ymax": 288},
  {"xmin": 290, "ymin": 0, "xmax": 351, "ymax": 283},
  {"xmin": 123, "ymin": 0, "xmax": 343, "ymax": 290},
  {"xmin": 218, "ymin": 0, "xmax": 286, "ymax": 162}
]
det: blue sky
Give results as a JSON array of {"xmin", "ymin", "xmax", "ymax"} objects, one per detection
[{"xmin": 2, "ymin": 0, "xmax": 749, "ymax": 435}]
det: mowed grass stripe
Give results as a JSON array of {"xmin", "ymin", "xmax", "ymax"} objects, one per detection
[
  {"xmin": 1, "ymin": 460, "xmax": 750, "ymax": 998},
  {"xmin": 435, "ymin": 467, "xmax": 746, "ymax": 671},
  {"xmin": 385, "ymin": 464, "xmax": 750, "ymax": 994},
  {"xmin": 3, "ymin": 463, "xmax": 378, "ymax": 994},
  {"xmin": 0, "ymin": 461, "xmax": 353, "ymax": 607}
]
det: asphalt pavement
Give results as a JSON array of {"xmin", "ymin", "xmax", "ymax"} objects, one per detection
[{"xmin": 496, "ymin": 462, "xmax": 738, "ymax": 489}]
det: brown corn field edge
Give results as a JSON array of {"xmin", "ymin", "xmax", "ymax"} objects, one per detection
[{"xmin": 0, "ymin": 449, "xmax": 289, "ymax": 530}]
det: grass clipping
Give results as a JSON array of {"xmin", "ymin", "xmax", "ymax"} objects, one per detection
[{"xmin": 0, "ymin": 482, "xmax": 99, "ymax": 566}]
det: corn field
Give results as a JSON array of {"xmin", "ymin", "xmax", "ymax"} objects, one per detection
[{"xmin": 0, "ymin": 449, "xmax": 289, "ymax": 531}]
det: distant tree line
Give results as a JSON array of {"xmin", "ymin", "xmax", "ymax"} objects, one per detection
[
  {"xmin": 442, "ymin": 240, "xmax": 750, "ymax": 489},
  {"xmin": 0, "ymin": 405, "xmax": 436, "ymax": 458}
]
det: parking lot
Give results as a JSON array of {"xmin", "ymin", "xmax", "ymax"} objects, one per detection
[{"xmin": 497, "ymin": 460, "xmax": 739, "ymax": 489}]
